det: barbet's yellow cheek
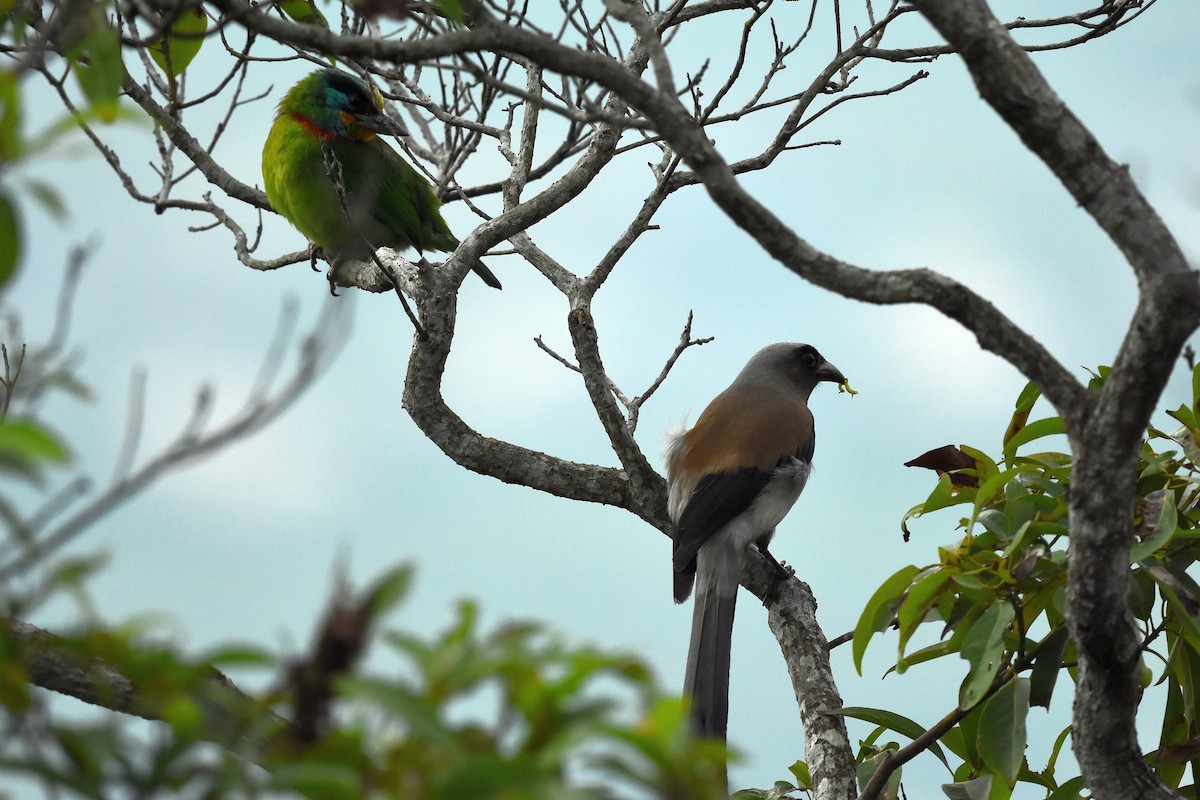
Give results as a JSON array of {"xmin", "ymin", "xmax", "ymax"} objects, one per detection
[{"xmin": 341, "ymin": 110, "xmax": 377, "ymax": 142}]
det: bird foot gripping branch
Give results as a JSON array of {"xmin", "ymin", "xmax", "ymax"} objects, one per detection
[
  {"xmin": 324, "ymin": 249, "xmax": 424, "ymax": 298},
  {"xmin": 760, "ymin": 558, "xmax": 797, "ymax": 608}
]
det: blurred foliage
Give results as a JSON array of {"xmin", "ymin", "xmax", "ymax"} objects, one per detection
[
  {"xmin": 0, "ymin": 562, "xmax": 732, "ymax": 799},
  {"xmin": 0, "ymin": 65, "xmax": 24, "ymax": 288},
  {"xmin": 795, "ymin": 363, "xmax": 1200, "ymax": 799},
  {"xmin": 0, "ymin": 268, "xmax": 728, "ymax": 798},
  {"xmin": 0, "ymin": 283, "xmax": 89, "ymax": 551}
]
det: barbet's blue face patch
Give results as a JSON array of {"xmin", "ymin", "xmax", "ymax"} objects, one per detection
[{"xmin": 319, "ymin": 70, "xmax": 387, "ymax": 141}]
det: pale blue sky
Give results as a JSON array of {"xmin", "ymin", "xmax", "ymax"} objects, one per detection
[{"xmin": 6, "ymin": 2, "xmax": 1200, "ymax": 795}]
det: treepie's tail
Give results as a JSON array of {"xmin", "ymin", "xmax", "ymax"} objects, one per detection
[{"xmin": 682, "ymin": 568, "xmax": 737, "ymax": 741}]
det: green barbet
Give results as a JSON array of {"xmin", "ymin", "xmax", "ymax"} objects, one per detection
[{"xmin": 262, "ymin": 68, "xmax": 502, "ymax": 290}]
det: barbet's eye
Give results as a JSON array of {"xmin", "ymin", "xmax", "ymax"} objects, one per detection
[{"xmin": 346, "ymin": 93, "xmax": 367, "ymax": 113}]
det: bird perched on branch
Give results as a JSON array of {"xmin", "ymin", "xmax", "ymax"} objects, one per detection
[
  {"xmin": 666, "ymin": 343, "xmax": 845, "ymax": 742},
  {"xmin": 262, "ymin": 68, "xmax": 502, "ymax": 290}
]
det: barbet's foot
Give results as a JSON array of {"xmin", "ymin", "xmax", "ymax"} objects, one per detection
[{"xmin": 326, "ymin": 256, "xmax": 362, "ymax": 296}]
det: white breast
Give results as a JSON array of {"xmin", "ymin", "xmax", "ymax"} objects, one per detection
[{"xmin": 730, "ymin": 457, "xmax": 811, "ymax": 550}]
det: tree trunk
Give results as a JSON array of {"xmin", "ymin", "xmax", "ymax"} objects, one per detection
[{"xmin": 1067, "ymin": 427, "xmax": 1179, "ymax": 799}]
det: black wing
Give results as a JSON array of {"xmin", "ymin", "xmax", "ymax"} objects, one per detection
[{"xmin": 672, "ymin": 467, "xmax": 772, "ymax": 601}]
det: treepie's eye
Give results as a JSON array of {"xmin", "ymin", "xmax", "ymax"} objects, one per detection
[{"xmin": 802, "ymin": 350, "xmax": 817, "ymax": 368}]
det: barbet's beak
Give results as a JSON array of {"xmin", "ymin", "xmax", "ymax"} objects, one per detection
[
  {"xmin": 354, "ymin": 108, "xmax": 408, "ymax": 139},
  {"xmin": 816, "ymin": 359, "xmax": 846, "ymax": 386}
]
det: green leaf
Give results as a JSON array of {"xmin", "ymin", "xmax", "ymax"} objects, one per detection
[
  {"xmin": 976, "ymin": 677, "xmax": 1029, "ymax": 787},
  {"xmin": 959, "ymin": 444, "xmax": 997, "ymax": 483},
  {"xmin": 1044, "ymin": 724, "xmax": 1072, "ymax": 776},
  {"xmin": 161, "ymin": 694, "xmax": 204, "ymax": 738},
  {"xmin": 957, "ymin": 705, "xmax": 982, "ymax": 769},
  {"xmin": 1028, "ymin": 626, "xmax": 1069, "ymax": 710},
  {"xmin": 20, "ymin": 178, "xmax": 66, "ymax": 220},
  {"xmin": 363, "ymin": 562, "xmax": 414, "ymax": 620},
  {"xmin": 941, "ymin": 775, "xmax": 992, "ymax": 800},
  {"xmin": 148, "ymin": 8, "xmax": 208, "ymax": 78},
  {"xmin": 1131, "ymin": 491, "xmax": 1179, "ymax": 562},
  {"xmin": 1085, "ymin": 365, "xmax": 1111, "ymax": 390},
  {"xmin": 857, "ymin": 749, "xmax": 901, "ymax": 800},
  {"xmin": 1012, "ymin": 382, "xmax": 1041, "ymax": 415},
  {"xmin": 853, "ymin": 564, "xmax": 920, "ymax": 674},
  {"xmin": 764, "ymin": 781, "xmax": 801, "ymax": 800},
  {"xmin": 0, "ymin": 419, "xmax": 69, "ymax": 465},
  {"xmin": 0, "ymin": 640, "xmax": 32, "ymax": 710},
  {"xmin": 69, "ymin": 17, "xmax": 124, "ymax": 121},
  {"xmin": 196, "ymin": 643, "xmax": 276, "ymax": 668},
  {"xmin": 788, "ymin": 760, "xmax": 811, "ymax": 790},
  {"xmin": 1012, "ymin": 383, "xmax": 1041, "ymax": 417},
  {"xmin": 1167, "ymin": 403, "xmax": 1199, "ymax": 433},
  {"xmin": 1154, "ymin": 677, "xmax": 1187, "ymax": 787},
  {"xmin": 1157, "ymin": 642, "xmax": 1199, "ymax": 789},
  {"xmin": 441, "ymin": 755, "xmax": 547, "ymax": 799},
  {"xmin": 1002, "ymin": 416, "xmax": 1066, "ymax": 459},
  {"xmin": 924, "ymin": 473, "xmax": 968, "ymax": 514},
  {"xmin": 0, "ymin": 191, "xmax": 18, "ymax": 286},
  {"xmin": 896, "ymin": 639, "xmax": 956, "ymax": 672},
  {"xmin": 438, "ymin": 0, "xmax": 465, "ymax": 24},
  {"xmin": 949, "ymin": 572, "xmax": 987, "ymax": 592},
  {"xmin": 277, "ymin": 0, "xmax": 330, "ymax": 27},
  {"xmin": 1002, "ymin": 383, "xmax": 1041, "ymax": 465},
  {"xmin": 958, "ymin": 602, "xmax": 1014, "ymax": 710},
  {"xmin": 0, "ymin": 70, "xmax": 19, "ymax": 161},
  {"xmin": 1148, "ymin": 569, "xmax": 1200, "ymax": 653},
  {"xmin": 832, "ymin": 706, "xmax": 951, "ymax": 771},
  {"xmin": 1046, "ymin": 776, "xmax": 1086, "ymax": 800},
  {"xmin": 897, "ymin": 570, "xmax": 951, "ymax": 655},
  {"xmin": 270, "ymin": 762, "xmax": 360, "ymax": 800},
  {"xmin": 41, "ymin": 369, "xmax": 94, "ymax": 401},
  {"xmin": 939, "ymin": 726, "xmax": 967, "ymax": 763},
  {"xmin": 1192, "ymin": 361, "xmax": 1200, "ymax": 411},
  {"xmin": 1002, "ymin": 523, "xmax": 1039, "ymax": 565},
  {"xmin": 46, "ymin": 552, "xmax": 108, "ymax": 589},
  {"xmin": 971, "ymin": 467, "xmax": 1028, "ymax": 526},
  {"xmin": 902, "ymin": 473, "xmax": 976, "ymax": 538},
  {"xmin": 337, "ymin": 676, "xmax": 456, "ymax": 747}
]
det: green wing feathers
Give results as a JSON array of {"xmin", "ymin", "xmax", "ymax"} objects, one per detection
[
  {"xmin": 263, "ymin": 119, "xmax": 457, "ymax": 257},
  {"xmin": 339, "ymin": 138, "xmax": 459, "ymax": 254}
]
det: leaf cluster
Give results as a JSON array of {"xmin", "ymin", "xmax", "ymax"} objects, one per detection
[
  {"xmin": 1, "ymin": 561, "xmax": 730, "ymax": 799},
  {"xmin": 813, "ymin": 364, "xmax": 1200, "ymax": 800},
  {"xmin": 0, "ymin": 264, "xmax": 92, "ymax": 551},
  {"xmin": 1, "ymin": 0, "xmax": 144, "ymax": 287}
]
